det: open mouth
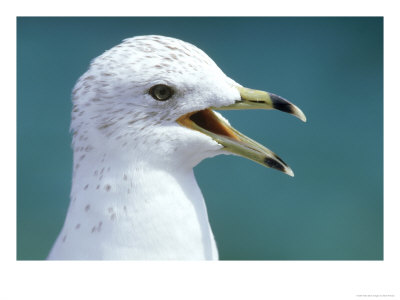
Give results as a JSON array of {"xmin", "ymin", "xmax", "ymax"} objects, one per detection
[
  {"xmin": 178, "ymin": 108, "xmax": 240, "ymax": 141},
  {"xmin": 176, "ymin": 87, "xmax": 306, "ymax": 176}
]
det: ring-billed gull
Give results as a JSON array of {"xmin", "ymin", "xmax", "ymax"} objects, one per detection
[{"xmin": 48, "ymin": 35, "xmax": 306, "ymax": 260}]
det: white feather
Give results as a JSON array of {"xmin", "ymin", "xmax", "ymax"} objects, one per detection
[{"xmin": 48, "ymin": 35, "xmax": 242, "ymax": 260}]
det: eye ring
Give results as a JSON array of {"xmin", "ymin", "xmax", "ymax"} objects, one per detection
[{"xmin": 149, "ymin": 84, "xmax": 174, "ymax": 101}]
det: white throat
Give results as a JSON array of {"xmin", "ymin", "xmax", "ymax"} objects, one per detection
[{"xmin": 48, "ymin": 147, "xmax": 219, "ymax": 260}]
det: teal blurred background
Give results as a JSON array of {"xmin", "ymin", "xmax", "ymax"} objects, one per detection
[{"xmin": 17, "ymin": 17, "xmax": 383, "ymax": 260}]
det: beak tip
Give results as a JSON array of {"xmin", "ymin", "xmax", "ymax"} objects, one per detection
[
  {"xmin": 299, "ymin": 112, "xmax": 307, "ymax": 123},
  {"xmin": 264, "ymin": 157, "xmax": 295, "ymax": 177},
  {"xmin": 269, "ymin": 93, "xmax": 307, "ymax": 123},
  {"xmin": 286, "ymin": 168, "xmax": 295, "ymax": 177},
  {"xmin": 292, "ymin": 106, "xmax": 307, "ymax": 123}
]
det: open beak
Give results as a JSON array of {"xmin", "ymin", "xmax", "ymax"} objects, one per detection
[{"xmin": 177, "ymin": 86, "xmax": 306, "ymax": 177}]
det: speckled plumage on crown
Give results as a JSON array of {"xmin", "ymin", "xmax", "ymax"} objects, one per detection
[{"xmin": 70, "ymin": 35, "xmax": 238, "ymax": 162}]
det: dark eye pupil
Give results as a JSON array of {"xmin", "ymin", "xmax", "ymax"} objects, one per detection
[{"xmin": 150, "ymin": 84, "xmax": 173, "ymax": 101}]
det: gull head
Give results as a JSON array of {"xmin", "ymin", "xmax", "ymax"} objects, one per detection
[{"xmin": 71, "ymin": 35, "xmax": 306, "ymax": 174}]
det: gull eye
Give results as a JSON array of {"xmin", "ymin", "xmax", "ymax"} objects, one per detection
[{"xmin": 149, "ymin": 84, "xmax": 174, "ymax": 101}]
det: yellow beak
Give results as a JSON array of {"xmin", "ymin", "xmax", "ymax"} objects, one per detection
[{"xmin": 177, "ymin": 86, "xmax": 306, "ymax": 176}]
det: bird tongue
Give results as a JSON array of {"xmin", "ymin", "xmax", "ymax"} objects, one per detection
[{"xmin": 188, "ymin": 109, "xmax": 241, "ymax": 141}]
